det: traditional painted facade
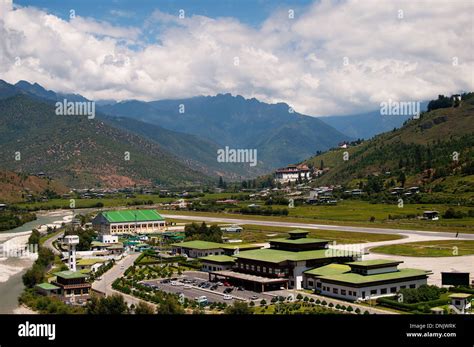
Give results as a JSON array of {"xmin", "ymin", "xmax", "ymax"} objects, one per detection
[{"xmin": 274, "ymin": 164, "xmax": 311, "ymax": 183}]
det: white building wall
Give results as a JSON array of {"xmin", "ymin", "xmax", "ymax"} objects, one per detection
[{"xmin": 305, "ymin": 277, "xmax": 428, "ymax": 301}]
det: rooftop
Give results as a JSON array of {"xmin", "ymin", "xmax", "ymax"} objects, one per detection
[
  {"xmin": 53, "ymin": 270, "xmax": 87, "ymax": 280},
  {"xmin": 172, "ymin": 240, "xmax": 259, "ymax": 250},
  {"xmin": 234, "ymin": 248, "xmax": 359, "ymax": 264},
  {"xmin": 101, "ymin": 209, "xmax": 165, "ymax": 223},
  {"xmin": 316, "ymin": 268, "xmax": 429, "ymax": 285},
  {"xmin": 449, "ymin": 293, "xmax": 472, "ymax": 299},
  {"xmin": 304, "ymin": 263, "xmax": 351, "ymax": 276},
  {"xmin": 199, "ymin": 255, "xmax": 236, "ymax": 263},
  {"xmin": 36, "ymin": 282, "xmax": 60, "ymax": 291},
  {"xmin": 346, "ymin": 259, "xmax": 403, "ymax": 268},
  {"xmin": 270, "ymin": 237, "xmax": 329, "ymax": 245},
  {"xmin": 209, "ymin": 270, "xmax": 288, "ymax": 284},
  {"xmin": 76, "ymin": 258, "xmax": 105, "ymax": 266}
]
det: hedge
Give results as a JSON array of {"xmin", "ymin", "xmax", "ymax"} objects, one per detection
[{"xmin": 377, "ymin": 296, "xmax": 449, "ymax": 313}]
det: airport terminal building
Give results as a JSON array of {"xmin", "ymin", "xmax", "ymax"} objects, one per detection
[{"xmin": 208, "ymin": 230, "xmax": 361, "ymax": 291}]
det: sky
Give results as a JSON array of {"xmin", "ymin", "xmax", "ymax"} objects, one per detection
[{"xmin": 0, "ymin": 0, "xmax": 473, "ymax": 116}]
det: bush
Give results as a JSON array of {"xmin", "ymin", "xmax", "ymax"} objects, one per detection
[
  {"xmin": 347, "ymin": 306, "xmax": 353, "ymax": 312},
  {"xmin": 321, "ymin": 300, "xmax": 327, "ymax": 306},
  {"xmin": 355, "ymin": 308, "xmax": 361, "ymax": 314}
]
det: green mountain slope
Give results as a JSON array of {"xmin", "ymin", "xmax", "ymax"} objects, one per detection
[
  {"xmin": 304, "ymin": 93, "xmax": 474, "ymax": 199},
  {"xmin": 0, "ymin": 95, "xmax": 211, "ymax": 188},
  {"xmin": 102, "ymin": 115, "xmax": 269, "ymax": 179},
  {"xmin": 99, "ymin": 93, "xmax": 350, "ymax": 169}
]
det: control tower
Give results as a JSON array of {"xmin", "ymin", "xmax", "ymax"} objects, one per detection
[{"xmin": 64, "ymin": 235, "xmax": 79, "ymax": 272}]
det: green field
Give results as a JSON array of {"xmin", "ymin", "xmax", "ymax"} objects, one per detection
[
  {"xmin": 160, "ymin": 199, "xmax": 474, "ymax": 233},
  {"xmin": 371, "ymin": 240, "xmax": 474, "ymax": 257},
  {"xmin": 225, "ymin": 225, "xmax": 402, "ymax": 244}
]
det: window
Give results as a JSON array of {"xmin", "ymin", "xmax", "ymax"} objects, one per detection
[
  {"xmin": 370, "ymin": 289, "xmax": 377, "ymax": 295},
  {"xmin": 390, "ymin": 287, "xmax": 397, "ymax": 293},
  {"xmin": 245, "ymin": 264, "xmax": 249, "ymax": 270},
  {"xmin": 362, "ymin": 291, "xmax": 366, "ymax": 298},
  {"xmin": 263, "ymin": 267, "xmax": 266, "ymax": 273},
  {"xmin": 341, "ymin": 290, "xmax": 346, "ymax": 295},
  {"xmin": 316, "ymin": 282, "xmax": 321, "ymax": 288},
  {"xmin": 409, "ymin": 284, "xmax": 416, "ymax": 289},
  {"xmin": 333, "ymin": 288, "xmax": 338, "ymax": 294},
  {"xmin": 239, "ymin": 263, "xmax": 244, "ymax": 269},
  {"xmin": 308, "ymin": 280, "xmax": 314, "ymax": 287},
  {"xmin": 269, "ymin": 268, "xmax": 273, "ymax": 274},
  {"xmin": 257, "ymin": 266, "xmax": 260, "ymax": 272},
  {"xmin": 380, "ymin": 288, "xmax": 387, "ymax": 294},
  {"xmin": 251, "ymin": 265, "xmax": 255, "ymax": 271},
  {"xmin": 400, "ymin": 286, "xmax": 406, "ymax": 289}
]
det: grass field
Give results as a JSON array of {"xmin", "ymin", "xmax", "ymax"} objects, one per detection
[
  {"xmin": 370, "ymin": 240, "xmax": 474, "ymax": 257},
  {"xmin": 159, "ymin": 199, "xmax": 474, "ymax": 233},
  {"xmin": 226, "ymin": 225, "xmax": 402, "ymax": 244},
  {"xmin": 13, "ymin": 195, "xmax": 474, "ymax": 233}
]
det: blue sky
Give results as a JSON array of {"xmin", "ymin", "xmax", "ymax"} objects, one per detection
[
  {"xmin": 2, "ymin": 0, "xmax": 472, "ymax": 115},
  {"xmin": 15, "ymin": 0, "xmax": 313, "ymax": 27}
]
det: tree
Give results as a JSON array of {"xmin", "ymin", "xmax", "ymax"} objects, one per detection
[
  {"xmin": 224, "ymin": 302, "xmax": 253, "ymax": 314},
  {"xmin": 22, "ymin": 264, "xmax": 45, "ymax": 288},
  {"xmin": 86, "ymin": 294, "xmax": 129, "ymax": 314},
  {"xmin": 134, "ymin": 301, "xmax": 155, "ymax": 314},
  {"xmin": 397, "ymin": 172, "xmax": 406, "ymax": 187},
  {"xmin": 156, "ymin": 296, "xmax": 184, "ymax": 314}
]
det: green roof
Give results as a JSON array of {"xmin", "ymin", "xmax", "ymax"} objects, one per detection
[
  {"xmin": 270, "ymin": 237, "xmax": 329, "ymax": 245},
  {"xmin": 317, "ymin": 268, "xmax": 429, "ymax": 285},
  {"xmin": 53, "ymin": 271, "xmax": 87, "ymax": 279},
  {"xmin": 305, "ymin": 263, "xmax": 351, "ymax": 276},
  {"xmin": 199, "ymin": 255, "xmax": 236, "ymax": 263},
  {"xmin": 449, "ymin": 293, "xmax": 472, "ymax": 299},
  {"xmin": 36, "ymin": 282, "xmax": 60, "ymax": 290},
  {"xmin": 76, "ymin": 258, "xmax": 105, "ymax": 266},
  {"xmin": 101, "ymin": 209, "xmax": 164, "ymax": 223},
  {"xmin": 172, "ymin": 240, "xmax": 259, "ymax": 251},
  {"xmin": 346, "ymin": 259, "xmax": 402, "ymax": 267},
  {"xmin": 107, "ymin": 243, "xmax": 124, "ymax": 249},
  {"xmin": 288, "ymin": 229, "xmax": 309, "ymax": 235},
  {"xmin": 91, "ymin": 241, "xmax": 108, "ymax": 247},
  {"xmin": 234, "ymin": 248, "xmax": 359, "ymax": 264}
]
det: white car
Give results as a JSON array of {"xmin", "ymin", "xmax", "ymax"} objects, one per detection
[
  {"xmin": 171, "ymin": 281, "xmax": 179, "ymax": 286},
  {"xmin": 184, "ymin": 284, "xmax": 192, "ymax": 289},
  {"xmin": 223, "ymin": 294, "xmax": 233, "ymax": 300}
]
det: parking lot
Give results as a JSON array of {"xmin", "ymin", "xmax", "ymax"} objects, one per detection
[{"xmin": 141, "ymin": 271, "xmax": 275, "ymax": 305}]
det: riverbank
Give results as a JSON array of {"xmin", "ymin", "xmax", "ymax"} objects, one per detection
[{"xmin": 0, "ymin": 210, "xmax": 73, "ymax": 314}]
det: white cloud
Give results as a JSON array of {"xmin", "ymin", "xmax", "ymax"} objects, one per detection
[{"xmin": 0, "ymin": 0, "xmax": 472, "ymax": 116}]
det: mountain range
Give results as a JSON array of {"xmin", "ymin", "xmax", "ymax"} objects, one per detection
[{"xmin": 0, "ymin": 79, "xmax": 432, "ymax": 191}]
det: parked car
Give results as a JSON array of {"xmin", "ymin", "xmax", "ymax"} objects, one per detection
[
  {"xmin": 184, "ymin": 284, "xmax": 192, "ymax": 289},
  {"xmin": 223, "ymin": 287, "xmax": 233, "ymax": 294},
  {"xmin": 223, "ymin": 294, "xmax": 233, "ymax": 300},
  {"xmin": 161, "ymin": 279, "xmax": 171, "ymax": 284},
  {"xmin": 210, "ymin": 284, "xmax": 218, "ymax": 290},
  {"xmin": 250, "ymin": 295, "xmax": 259, "ymax": 300},
  {"xmin": 237, "ymin": 286, "xmax": 244, "ymax": 291},
  {"xmin": 223, "ymin": 281, "xmax": 231, "ymax": 287},
  {"xmin": 195, "ymin": 296, "xmax": 208, "ymax": 305},
  {"xmin": 217, "ymin": 282, "xmax": 223, "ymax": 286}
]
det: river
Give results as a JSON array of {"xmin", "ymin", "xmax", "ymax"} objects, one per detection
[{"xmin": 0, "ymin": 210, "xmax": 73, "ymax": 313}]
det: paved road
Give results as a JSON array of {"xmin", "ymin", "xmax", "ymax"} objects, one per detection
[
  {"xmin": 162, "ymin": 214, "xmax": 474, "ymax": 240},
  {"xmin": 42, "ymin": 230, "xmax": 64, "ymax": 255},
  {"xmin": 92, "ymin": 253, "xmax": 147, "ymax": 307}
]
